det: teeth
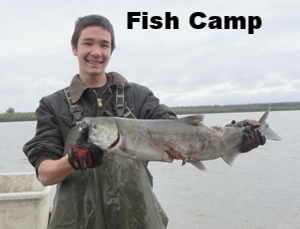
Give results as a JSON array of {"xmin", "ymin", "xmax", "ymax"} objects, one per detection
[{"xmin": 87, "ymin": 60, "xmax": 101, "ymax": 64}]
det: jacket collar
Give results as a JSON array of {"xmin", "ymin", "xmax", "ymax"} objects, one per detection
[{"xmin": 69, "ymin": 72, "xmax": 130, "ymax": 104}]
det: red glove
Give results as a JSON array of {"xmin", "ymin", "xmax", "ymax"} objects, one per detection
[
  {"xmin": 68, "ymin": 126, "xmax": 103, "ymax": 170},
  {"xmin": 240, "ymin": 126, "xmax": 266, "ymax": 153}
]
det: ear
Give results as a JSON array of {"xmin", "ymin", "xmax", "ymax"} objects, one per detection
[{"xmin": 71, "ymin": 43, "xmax": 77, "ymax": 56}]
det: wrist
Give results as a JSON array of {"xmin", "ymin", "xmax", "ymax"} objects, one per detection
[
  {"xmin": 37, "ymin": 157, "xmax": 73, "ymax": 186},
  {"xmin": 68, "ymin": 144, "xmax": 82, "ymax": 170}
]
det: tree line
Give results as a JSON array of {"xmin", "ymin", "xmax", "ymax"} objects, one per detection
[
  {"xmin": 1, "ymin": 102, "xmax": 300, "ymax": 122},
  {"xmin": 171, "ymin": 102, "xmax": 300, "ymax": 114}
]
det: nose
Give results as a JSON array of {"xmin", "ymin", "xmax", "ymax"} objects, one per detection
[{"xmin": 90, "ymin": 45, "xmax": 102, "ymax": 57}]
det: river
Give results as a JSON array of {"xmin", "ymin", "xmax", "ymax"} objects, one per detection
[{"xmin": 0, "ymin": 110, "xmax": 299, "ymax": 229}]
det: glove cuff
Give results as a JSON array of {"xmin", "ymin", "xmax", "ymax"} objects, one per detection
[{"xmin": 68, "ymin": 144, "xmax": 80, "ymax": 170}]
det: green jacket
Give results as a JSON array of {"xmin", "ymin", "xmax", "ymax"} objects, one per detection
[{"xmin": 23, "ymin": 72, "xmax": 176, "ymax": 229}]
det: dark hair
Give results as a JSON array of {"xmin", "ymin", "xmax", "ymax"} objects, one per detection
[{"xmin": 71, "ymin": 14, "xmax": 116, "ymax": 52}]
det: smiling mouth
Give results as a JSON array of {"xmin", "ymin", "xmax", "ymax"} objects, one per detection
[{"xmin": 86, "ymin": 60, "xmax": 102, "ymax": 65}]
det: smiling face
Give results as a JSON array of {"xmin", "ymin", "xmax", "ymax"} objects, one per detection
[{"xmin": 72, "ymin": 26, "xmax": 112, "ymax": 86}]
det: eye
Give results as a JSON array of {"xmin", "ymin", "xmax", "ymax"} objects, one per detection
[
  {"xmin": 92, "ymin": 123, "xmax": 98, "ymax": 129},
  {"xmin": 100, "ymin": 42, "xmax": 111, "ymax": 48}
]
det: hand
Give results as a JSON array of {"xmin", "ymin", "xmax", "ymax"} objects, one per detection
[
  {"xmin": 68, "ymin": 125, "xmax": 103, "ymax": 170},
  {"xmin": 225, "ymin": 119, "xmax": 260, "ymax": 128},
  {"xmin": 240, "ymin": 126, "xmax": 266, "ymax": 153}
]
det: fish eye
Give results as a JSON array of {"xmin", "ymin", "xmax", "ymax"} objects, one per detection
[{"xmin": 92, "ymin": 123, "xmax": 98, "ymax": 129}]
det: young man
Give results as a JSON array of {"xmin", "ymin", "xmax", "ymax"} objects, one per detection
[{"xmin": 23, "ymin": 15, "xmax": 265, "ymax": 229}]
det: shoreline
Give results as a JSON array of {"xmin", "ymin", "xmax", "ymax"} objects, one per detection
[{"xmin": 1, "ymin": 101, "xmax": 299, "ymax": 122}]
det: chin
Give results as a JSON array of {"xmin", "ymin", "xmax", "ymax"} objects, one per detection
[{"xmin": 88, "ymin": 70, "xmax": 104, "ymax": 77}]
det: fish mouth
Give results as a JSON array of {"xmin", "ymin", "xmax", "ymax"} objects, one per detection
[{"xmin": 83, "ymin": 118, "xmax": 92, "ymax": 125}]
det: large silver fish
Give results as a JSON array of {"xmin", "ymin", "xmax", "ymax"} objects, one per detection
[{"xmin": 83, "ymin": 107, "xmax": 281, "ymax": 170}]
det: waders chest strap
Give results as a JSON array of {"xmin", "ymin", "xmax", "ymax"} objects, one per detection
[
  {"xmin": 64, "ymin": 82, "xmax": 135, "ymax": 125},
  {"xmin": 114, "ymin": 82, "xmax": 126, "ymax": 117},
  {"xmin": 64, "ymin": 87, "xmax": 83, "ymax": 125},
  {"xmin": 115, "ymin": 82, "xmax": 136, "ymax": 119}
]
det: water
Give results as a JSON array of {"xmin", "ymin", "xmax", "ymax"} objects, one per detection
[{"xmin": 0, "ymin": 111, "xmax": 299, "ymax": 229}]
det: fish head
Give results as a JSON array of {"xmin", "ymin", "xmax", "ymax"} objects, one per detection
[{"xmin": 83, "ymin": 117, "xmax": 119, "ymax": 150}]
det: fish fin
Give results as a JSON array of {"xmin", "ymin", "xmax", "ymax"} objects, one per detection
[
  {"xmin": 258, "ymin": 106, "xmax": 282, "ymax": 141},
  {"xmin": 258, "ymin": 105, "xmax": 271, "ymax": 124},
  {"xmin": 177, "ymin": 114, "xmax": 204, "ymax": 126},
  {"xmin": 222, "ymin": 152, "xmax": 239, "ymax": 166},
  {"xmin": 110, "ymin": 147, "xmax": 138, "ymax": 159},
  {"xmin": 190, "ymin": 160, "xmax": 207, "ymax": 171},
  {"xmin": 260, "ymin": 123, "xmax": 282, "ymax": 141},
  {"xmin": 128, "ymin": 158, "xmax": 139, "ymax": 170}
]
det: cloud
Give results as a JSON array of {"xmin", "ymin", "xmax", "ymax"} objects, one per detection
[{"xmin": 0, "ymin": 0, "xmax": 299, "ymax": 112}]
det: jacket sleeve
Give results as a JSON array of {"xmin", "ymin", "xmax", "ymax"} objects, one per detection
[
  {"xmin": 23, "ymin": 97, "xmax": 64, "ymax": 170},
  {"xmin": 132, "ymin": 83, "xmax": 177, "ymax": 120}
]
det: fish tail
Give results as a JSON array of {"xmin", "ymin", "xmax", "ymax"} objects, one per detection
[{"xmin": 258, "ymin": 106, "xmax": 282, "ymax": 141}]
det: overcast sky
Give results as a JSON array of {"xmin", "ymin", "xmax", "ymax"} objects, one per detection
[{"xmin": 0, "ymin": 0, "xmax": 299, "ymax": 113}]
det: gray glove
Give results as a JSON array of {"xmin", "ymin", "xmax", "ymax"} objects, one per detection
[
  {"xmin": 225, "ymin": 119, "xmax": 260, "ymax": 128},
  {"xmin": 240, "ymin": 126, "xmax": 266, "ymax": 153},
  {"xmin": 68, "ymin": 126, "xmax": 104, "ymax": 170}
]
